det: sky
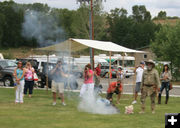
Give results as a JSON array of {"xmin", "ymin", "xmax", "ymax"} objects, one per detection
[{"xmin": 1, "ymin": 0, "xmax": 180, "ymax": 18}]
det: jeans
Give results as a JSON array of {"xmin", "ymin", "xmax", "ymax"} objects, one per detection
[
  {"xmin": 24, "ymin": 80, "xmax": 34, "ymax": 95},
  {"xmin": 159, "ymin": 82, "xmax": 170, "ymax": 99}
]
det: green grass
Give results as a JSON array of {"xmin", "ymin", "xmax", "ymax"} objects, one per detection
[{"xmin": 0, "ymin": 88, "xmax": 179, "ymax": 128}]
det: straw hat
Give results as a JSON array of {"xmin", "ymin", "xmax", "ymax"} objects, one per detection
[{"xmin": 145, "ymin": 59, "xmax": 155, "ymax": 67}]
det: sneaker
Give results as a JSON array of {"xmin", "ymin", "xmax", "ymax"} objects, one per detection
[
  {"xmin": 62, "ymin": 102, "xmax": 66, "ymax": 106},
  {"xmin": 132, "ymin": 100, "xmax": 137, "ymax": 104},
  {"xmin": 152, "ymin": 110, "xmax": 155, "ymax": 114},
  {"xmin": 139, "ymin": 111, "xmax": 145, "ymax": 114},
  {"xmin": 52, "ymin": 102, "xmax": 56, "ymax": 106}
]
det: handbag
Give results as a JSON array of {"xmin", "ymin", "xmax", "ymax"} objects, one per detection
[
  {"xmin": 33, "ymin": 73, "xmax": 38, "ymax": 81},
  {"xmin": 169, "ymin": 82, "xmax": 173, "ymax": 90}
]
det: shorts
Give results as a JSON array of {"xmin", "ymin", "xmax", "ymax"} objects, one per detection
[
  {"xmin": 106, "ymin": 93, "xmax": 113, "ymax": 100},
  {"xmin": 51, "ymin": 80, "xmax": 64, "ymax": 93},
  {"xmin": 135, "ymin": 82, "xmax": 141, "ymax": 93}
]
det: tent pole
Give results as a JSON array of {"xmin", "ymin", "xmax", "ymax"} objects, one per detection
[
  {"xmin": 122, "ymin": 53, "xmax": 125, "ymax": 86},
  {"xmin": 133, "ymin": 55, "xmax": 136, "ymax": 98},
  {"xmin": 46, "ymin": 52, "xmax": 49, "ymax": 93},
  {"xmin": 108, "ymin": 51, "xmax": 112, "ymax": 85},
  {"xmin": 67, "ymin": 40, "xmax": 71, "ymax": 91}
]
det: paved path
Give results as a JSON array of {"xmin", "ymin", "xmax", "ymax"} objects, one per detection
[
  {"xmin": 0, "ymin": 76, "xmax": 180, "ymax": 97},
  {"xmin": 76, "ymin": 76, "xmax": 180, "ymax": 97}
]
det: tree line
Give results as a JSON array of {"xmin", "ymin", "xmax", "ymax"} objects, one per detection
[
  {"xmin": 0, "ymin": 0, "xmax": 177, "ymax": 49},
  {"xmin": 0, "ymin": 1, "xmax": 180, "ymax": 73}
]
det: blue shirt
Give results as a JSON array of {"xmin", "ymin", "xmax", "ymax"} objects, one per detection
[{"xmin": 16, "ymin": 68, "xmax": 24, "ymax": 81}]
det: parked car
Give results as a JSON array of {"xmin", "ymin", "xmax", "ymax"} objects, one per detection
[
  {"xmin": 16, "ymin": 58, "xmax": 39, "ymax": 72},
  {"xmin": 100, "ymin": 65, "xmax": 117, "ymax": 78},
  {"xmin": 0, "ymin": 53, "xmax": 4, "ymax": 59},
  {"xmin": 123, "ymin": 67, "xmax": 135, "ymax": 78},
  {"xmin": 115, "ymin": 66, "xmax": 135, "ymax": 78},
  {"xmin": 39, "ymin": 62, "xmax": 80, "ymax": 89},
  {"xmin": 0, "ymin": 60, "xmax": 17, "ymax": 86},
  {"xmin": 63, "ymin": 64, "xmax": 83, "ymax": 78}
]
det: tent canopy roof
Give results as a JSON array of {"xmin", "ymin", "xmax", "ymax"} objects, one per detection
[{"xmin": 36, "ymin": 38, "xmax": 145, "ymax": 53}]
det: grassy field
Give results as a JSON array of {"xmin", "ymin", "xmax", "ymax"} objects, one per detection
[{"xmin": 0, "ymin": 88, "xmax": 179, "ymax": 128}]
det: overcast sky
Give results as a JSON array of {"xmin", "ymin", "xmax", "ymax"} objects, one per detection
[{"xmin": 2, "ymin": 0, "xmax": 180, "ymax": 17}]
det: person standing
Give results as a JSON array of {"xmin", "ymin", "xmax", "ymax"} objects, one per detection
[
  {"xmin": 94, "ymin": 63, "xmax": 101, "ymax": 92},
  {"xmin": 80, "ymin": 63, "xmax": 94, "ymax": 97},
  {"xmin": 116, "ymin": 66, "xmax": 124, "ymax": 81},
  {"xmin": 51, "ymin": 60, "xmax": 68, "ymax": 106},
  {"xmin": 140, "ymin": 60, "xmax": 161, "ymax": 114},
  {"xmin": 13, "ymin": 61, "xmax": 25, "ymax": 104},
  {"xmin": 106, "ymin": 79, "xmax": 123, "ymax": 104},
  {"xmin": 132, "ymin": 61, "xmax": 145, "ymax": 104},
  {"xmin": 158, "ymin": 64, "xmax": 172, "ymax": 104},
  {"xmin": 24, "ymin": 62, "xmax": 35, "ymax": 98}
]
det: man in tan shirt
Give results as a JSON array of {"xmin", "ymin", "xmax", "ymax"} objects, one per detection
[{"xmin": 140, "ymin": 60, "xmax": 161, "ymax": 114}]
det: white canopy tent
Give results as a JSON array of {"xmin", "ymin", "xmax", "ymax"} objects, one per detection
[
  {"xmin": 37, "ymin": 38, "xmax": 144, "ymax": 53},
  {"xmin": 36, "ymin": 38, "xmax": 146, "ymax": 90}
]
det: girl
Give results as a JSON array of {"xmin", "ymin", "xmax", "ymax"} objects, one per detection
[
  {"xmin": 116, "ymin": 66, "xmax": 124, "ymax": 82},
  {"xmin": 24, "ymin": 62, "xmax": 35, "ymax": 98},
  {"xmin": 13, "ymin": 61, "xmax": 25, "ymax": 104},
  {"xmin": 80, "ymin": 63, "xmax": 94, "ymax": 97},
  {"xmin": 158, "ymin": 64, "xmax": 172, "ymax": 104}
]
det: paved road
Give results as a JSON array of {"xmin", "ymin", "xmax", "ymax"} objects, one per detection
[
  {"xmin": 76, "ymin": 76, "xmax": 180, "ymax": 97},
  {"xmin": 0, "ymin": 76, "xmax": 180, "ymax": 97}
]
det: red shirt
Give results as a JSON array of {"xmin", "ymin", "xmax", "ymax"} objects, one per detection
[
  {"xmin": 95, "ymin": 67, "xmax": 101, "ymax": 76},
  {"xmin": 107, "ymin": 82, "xmax": 123, "ymax": 93}
]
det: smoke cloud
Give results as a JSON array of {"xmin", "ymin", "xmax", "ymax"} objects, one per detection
[
  {"xmin": 78, "ymin": 92, "xmax": 119, "ymax": 115},
  {"xmin": 22, "ymin": 10, "xmax": 66, "ymax": 47}
]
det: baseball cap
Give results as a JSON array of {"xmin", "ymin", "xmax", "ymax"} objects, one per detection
[{"xmin": 140, "ymin": 61, "xmax": 145, "ymax": 65}]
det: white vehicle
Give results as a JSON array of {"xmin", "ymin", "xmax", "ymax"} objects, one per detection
[
  {"xmin": 27, "ymin": 54, "xmax": 76, "ymax": 71},
  {"xmin": 97, "ymin": 54, "xmax": 135, "ymax": 77},
  {"xmin": 113, "ymin": 55, "xmax": 135, "ymax": 77},
  {"xmin": 0, "ymin": 53, "xmax": 4, "ymax": 60},
  {"xmin": 74, "ymin": 56, "xmax": 109, "ymax": 69},
  {"xmin": 74, "ymin": 54, "xmax": 135, "ymax": 78}
]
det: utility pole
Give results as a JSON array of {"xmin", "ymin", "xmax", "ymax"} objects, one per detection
[
  {"xmin": 90, "ymin": 0, "xmax": 94, "ymax": 70},
  {"xmin": 77, "ymin": 0, "xmax": 106, "ymax": 69}
]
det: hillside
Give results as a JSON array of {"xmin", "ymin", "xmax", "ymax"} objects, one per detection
[
  {"xmin": 0, "ymin": 47, "xmax": 36, "ymax": 59},
  {"xmin": 153, "ymin": 19, "xmax": 180, "ymax": 25}
]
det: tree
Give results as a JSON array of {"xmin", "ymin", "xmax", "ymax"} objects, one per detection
[
  {"xmin": 0, "ymin": 1, "xmax": 24, "ymax": 47},
  {"xmin": 157, "ymin": 11, "xmax": 167, "ymax": 19},
  {"xmin": 71, "ymin": 4, "xmax": 90, "ymax": 39},
  {"xmin": 71, "ymin": 3, "xmax": 106, "ymax": 40},
  {"xmin": 151, "ymin": 22, "xmax": 180, "ymax": 79},
  {"xmin": 50, "ymin": 8, "xmax": 76, "ymax": 38},
  {"xmin": 106, "ymin": 8, "xmax": 135, "ymax": 47},
  {"xmin": 0, "ymin": 13, "xmax": 5, "ymax": 47},
  {"xmin": 132, "ymin": 5, "xmax": 151, "ymax": 22},
  {"xmin": 106, "ymin": 7, "xmax": 158, "ymax": 49}
]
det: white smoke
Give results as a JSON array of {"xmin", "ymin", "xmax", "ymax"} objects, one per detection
[
  {"xmin": 22, "ymin": 10, "xmax": 65, "ymax": 47},
  {"xmin": 78, "ymin": 92, "xmax": 119, "ymax": 115}
]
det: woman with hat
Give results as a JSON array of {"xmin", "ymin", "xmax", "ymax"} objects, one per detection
[{"xmin": 158, "ymin": 64, "xmax": 172, "ymax": 104}]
